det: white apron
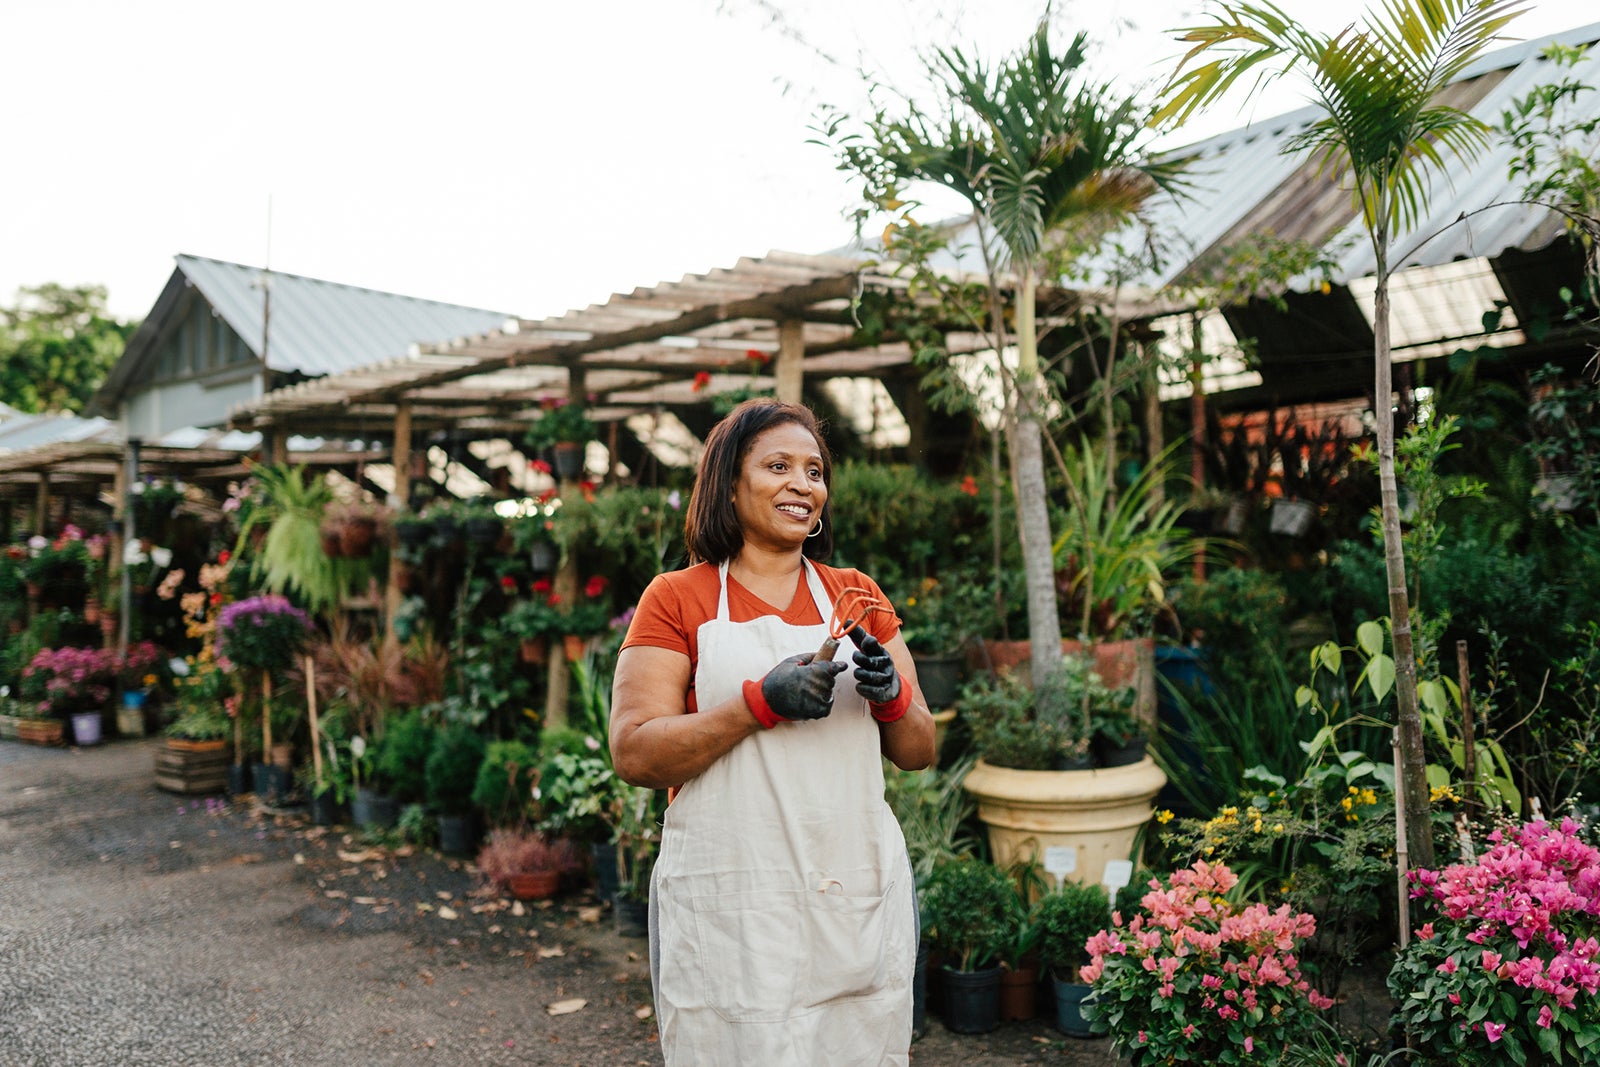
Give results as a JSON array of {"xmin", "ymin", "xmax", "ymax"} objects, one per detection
[{"xmin": 650, "ymin": 561, "xmax": 915, "ymax": 1066}]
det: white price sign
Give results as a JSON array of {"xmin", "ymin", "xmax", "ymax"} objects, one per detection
[
  {"xmin": 1043, "ymin": 845, "xmax": 1077, "ymax": 883},
  {"xmin": 1101, "ymin": 859, "xmax": 1133, "ymax": 894}
]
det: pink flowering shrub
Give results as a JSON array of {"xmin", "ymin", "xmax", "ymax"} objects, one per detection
[
  {"xmin": 1390, "ymin": 818, "xmax": 1600, "ymax": 1065},
  {"xmin": 1081, "ymin": 859, "xmax": 1333, "ymax": 1065},
  {"xmin": 21, "ymin": 646, "xmax": 118, "ymax": 715}
]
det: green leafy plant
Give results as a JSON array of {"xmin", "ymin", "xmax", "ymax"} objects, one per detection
[
  {"xmin": 1036, "ymin": 879, "xmax": 1110, "ymax": 980},
  {"xmin": 235, "ymin": 464, "xmax": 354, "ymax": 613},
  {"xmin": 1053, "ymin": 438, "xmax": 1201, "ymax": 641},
  {"xmin": 471, "ymin": 739, "xmax": 540, "ymax": 828},
  {"xmin": 425, "ymin": 722, "xmax": 487, "ymax": 817},
  {"xmin": 522, "ymin": 397, "xmax": 596, "ymax": 452},
  {"xmin": 898, "ymin": 571, "xmax": 996, "ymax": 657},
  {"xmin": 922, "ymin": 858, "xmax": 1019, "ymax": 972},
  {"xmin": 372, "ymin": 708, "xmax": 436, "ymax": 804},
  {"xmin": 961, "ymin": 667, "xmax": 1087, "ymax": 770}
]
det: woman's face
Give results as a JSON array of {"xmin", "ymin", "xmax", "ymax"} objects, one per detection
[{"xmin": 731, "ymin": 421, "xmax": 828, "ymax": 553}]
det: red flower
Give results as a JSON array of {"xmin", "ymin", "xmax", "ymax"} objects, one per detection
[
  {"xmin": 499, "ymin": 576, "xmax": 517, "ymax": 592},
  {"xmin": 217, "ymin": 549, "xmax": 231, "ymax": 565},
  {"xmin": 745, "ymin": 348, "xmax": 772, "ymax": 365},
  {"xmin": 529, "ymin": 458, "xmax": 552, "ymax": 475},
  {"xmin": 536, "ymin": 488, "xmax": 558, "ymax": 504},
  {"xmin": 584, "ymin": 575, "xmax": 609, "ymax": 598},
  {"xmin": 578, "ymin": 480, "xmax": 597, "ymax": 503},
  {"xmin": 959, "ymin": 475, "xmax": 979, "ymax": 497},
  {"xmin": 691, "ymin": 371, "xmax": 712, "ymax": 392},
  {"xmin": 209, "ymin": 592, "xmax": 223, "ymax": 607},
  {"xmin": 547, "ymin": 593, "xmax": 563, "ymax": 607},
  {"xmin": 532, "ymin": 578, "xmax": 552, "ymax": 594}
]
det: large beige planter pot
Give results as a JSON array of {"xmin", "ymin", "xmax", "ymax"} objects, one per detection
[
  {"xmin": 962, "ymin": 757, "xmax": 1166, "ymax": 888},
  {"xmin": 931, "ymin": 708, "xmax": 956, "ymax": 761}
]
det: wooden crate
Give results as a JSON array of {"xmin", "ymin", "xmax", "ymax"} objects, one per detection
[{"xmin": 153, "ymin": 741, "xmax": 232, "ymax": 795}]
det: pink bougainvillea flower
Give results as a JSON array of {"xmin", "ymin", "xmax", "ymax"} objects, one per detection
[{"xmin": 1485, "ymin": 1022, "xmax": 1506, "ymax": 1042}]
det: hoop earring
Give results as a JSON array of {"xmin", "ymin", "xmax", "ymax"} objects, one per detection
[{"xmin": 807, "ymin": 518, "xmax": 823, "ymax": 539}]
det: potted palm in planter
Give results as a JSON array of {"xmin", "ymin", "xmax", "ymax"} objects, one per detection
[
  {"xmin": 962, "ymin": 654, "xmax": 1164, "ymax": 887},
  {"xmin": 1036, "ymin": 878, "xmax": 1110, "ymax": 1037},
  {"xmin": 921, "ymin": 857, "xmax": 1018, "ymax": 1034}
]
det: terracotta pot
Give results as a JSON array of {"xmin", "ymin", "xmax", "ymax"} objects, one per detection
[
  {"xmin": 562, "ymin": 634, "xmax": 588, "ymax": 662},
  {"xmin": 974, "ymin": 636, "xmax": 1157, "ymax": 725},
  {"xmin": 507, "ymin": 870, "xmax": 561, "ymax": 900},
  {"xmin": 319, "ymin": 521, "xmax": 344, "ymax": 558},
  {"xmin": 519, "ymin": 636, "xmax": 548, "ymax": 665},
  {"xmin": 339, "ymin": 516, "xmax": 378, "ymax": 557},
  {"xmin": 999, "ymin": 965, "xmax": 1039, "ymax": 1022}
]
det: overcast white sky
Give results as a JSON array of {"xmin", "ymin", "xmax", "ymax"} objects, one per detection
[{"xmin": 2, "ymin": 0, "xmax": 1593, "ymax": 322}]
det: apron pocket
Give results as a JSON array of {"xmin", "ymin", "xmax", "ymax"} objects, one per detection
[{"xmin": 692, "ymin": 883, "xmax": 894, "ymax": 1023}]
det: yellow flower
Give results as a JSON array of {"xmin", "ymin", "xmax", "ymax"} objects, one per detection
[
  {"xmin": 1341, "ymin": 795, "xmax": 1354, "ymax": 812},
  {"xmin": 906, "ymin": 597, "xmax": 917, "ymax": 607},
  {"xmin": 1156, "ymin": 809, "xmax": 1174, "ymax": 824},
  {"xmin": 1273, "ymin": 823, "xmax": 1284, "ymax": 833},
  {"xmin": 142, "ymin": 673, "xmax": 158, "ymax": 687}
]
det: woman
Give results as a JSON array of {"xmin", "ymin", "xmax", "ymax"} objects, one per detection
[{"xmin": 610, "ymin": 399, "xmax": 935, "ymax": 1065}]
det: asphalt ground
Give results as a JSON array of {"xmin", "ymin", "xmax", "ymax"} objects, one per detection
[{"xmin": 0, "ymin": 737, "xmax": 1119, "ymax": 1067}]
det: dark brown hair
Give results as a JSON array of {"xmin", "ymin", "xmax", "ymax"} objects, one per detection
[{"xmin": 684, "ymin": 399, "xmax": 833, "ymax": 565}]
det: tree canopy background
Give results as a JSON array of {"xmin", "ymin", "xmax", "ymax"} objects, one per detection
[{"xmin": 0, "ymin": 283, "xmax": 136, "ymax": 414}]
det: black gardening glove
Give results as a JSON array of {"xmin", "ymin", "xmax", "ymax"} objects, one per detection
[
  {"xmin": 848, "ymin": 629, "xmax": 901, "ymax": 704},
  {"xmin": 744, "ymin": 653, "xmax": 848, "ymax": 728}
]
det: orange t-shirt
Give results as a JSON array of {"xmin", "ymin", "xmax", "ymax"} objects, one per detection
[{"xmin": 621, "ymin": 560, "xmax": 901, "ymax": 714}]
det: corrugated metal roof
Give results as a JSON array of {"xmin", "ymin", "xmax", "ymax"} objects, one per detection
[
  {"xmin": 0, "ymin": 411, "xmax": 117, "ymax": 452},
  {"xmin": 176, "ymin": 254, "xmax": 517, "ymax": 376}
]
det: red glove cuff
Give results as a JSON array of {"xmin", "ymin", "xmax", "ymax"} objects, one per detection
[
  {"xmin": 742, "ymin": 677, "xmax": 782, "ymax": 730},
  {"xmin": 870, "ymin": 674, "xmax": 913, "ymax": 723}
]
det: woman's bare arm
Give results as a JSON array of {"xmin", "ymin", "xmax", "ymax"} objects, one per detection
[
  {"xmin": 877, "ymin": 632, "xmax": 937, "ymax": 771},
  {"xmin": 609, "ymin": 644, "xmax": 765, "ymax": 789}
]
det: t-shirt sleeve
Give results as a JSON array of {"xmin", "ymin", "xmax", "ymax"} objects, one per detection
[{"xmin": 620, "ymin": 573, "xmax": 691, "ymax": 656}]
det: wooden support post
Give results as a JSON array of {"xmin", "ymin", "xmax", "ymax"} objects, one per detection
[
  {"xmin": 775, "ymin": 319, "xmax": 804, "ymax": 404},
  {"xmin": 385, "ymin": 399, "xmax": 413, "ymax": 645},
  {"xmin": 33, "ymin": 472, "xmax": 50, "ymax": 536},
  {"xmin": 306, "ymin": 655, "xmax": 323, "ymax": 791},
  {"xmin": 542, "ymin": 370, "xmax": 584, "ymax": 731},
  {"xmin": 1457, "ymin": 639, "xmax": 1476, "ymax": 820}
]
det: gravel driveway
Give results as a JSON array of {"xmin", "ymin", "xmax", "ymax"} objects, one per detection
[{"xmin": 0, "ymin": 738, "xmax": 1118, "ymax": 1066}]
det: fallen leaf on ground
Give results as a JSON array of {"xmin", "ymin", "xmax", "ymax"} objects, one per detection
[
  {"xmin": 324, "ymin": 890, "xmax": 349, "ymax": 899},
  {"xmin": 337, "ymin": 849, "xmax": 382, "ymax": 863},
  {"xmin": 546, "ymin": 998, "xmax": 586, "ymax": 1016},
  {"xmin": 577, "ymin": 906, "xmax": 602, "ymax": 923},
  {"xmin": 354, "ymin": 896, "xmax": 378, "ymax": 905},
  {"xmin": 537, "ymin": 946, "xmax": 564, "ymax": 958},
  {"xmin": 635, "ymin": 1006, "xmax": 654, "ymax": 1020},
  {"xmin": 439, "ymin": 906, "xmax": 458, "ymax": 920}
]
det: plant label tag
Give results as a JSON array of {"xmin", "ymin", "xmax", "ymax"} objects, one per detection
[
  {"xmin": 1102, "ymin": 860, "xmax": 1133, "ymax": 894},
  {"xmin": 1043, "ymin": 846, "xmax": 1076, "ymax": 883}
]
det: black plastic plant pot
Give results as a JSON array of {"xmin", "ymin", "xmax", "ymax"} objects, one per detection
[{"xmin": 939, "ymin": 964, "xmax": 1002, "ymax": 1034}]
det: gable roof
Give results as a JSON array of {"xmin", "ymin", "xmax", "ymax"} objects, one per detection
[{"xmin": 91, "ymin": 254, "xmax": 516, "ymax": 412}]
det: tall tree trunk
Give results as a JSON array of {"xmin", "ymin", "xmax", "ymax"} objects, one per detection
[
  {"xmin": 1014, "ymin": 272, "xmax": 1064, "ymax": 689},
  {"xmin": 1374, "ymin": 235, "xmax": 1433, "ymax": 871}
]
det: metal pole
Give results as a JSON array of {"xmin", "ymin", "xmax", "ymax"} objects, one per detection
[{"xmin": 119, "ymin": 438, "xmax": 141, "ymax": 657}]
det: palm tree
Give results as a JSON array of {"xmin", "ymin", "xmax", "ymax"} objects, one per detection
[
  {"xmin": 1156, "ymin": 0, "xmax": 1529, "ymax": 869},
  {"xmin": 837, "ymin": 22, "xmax": 1181, "ymax": 688}
]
